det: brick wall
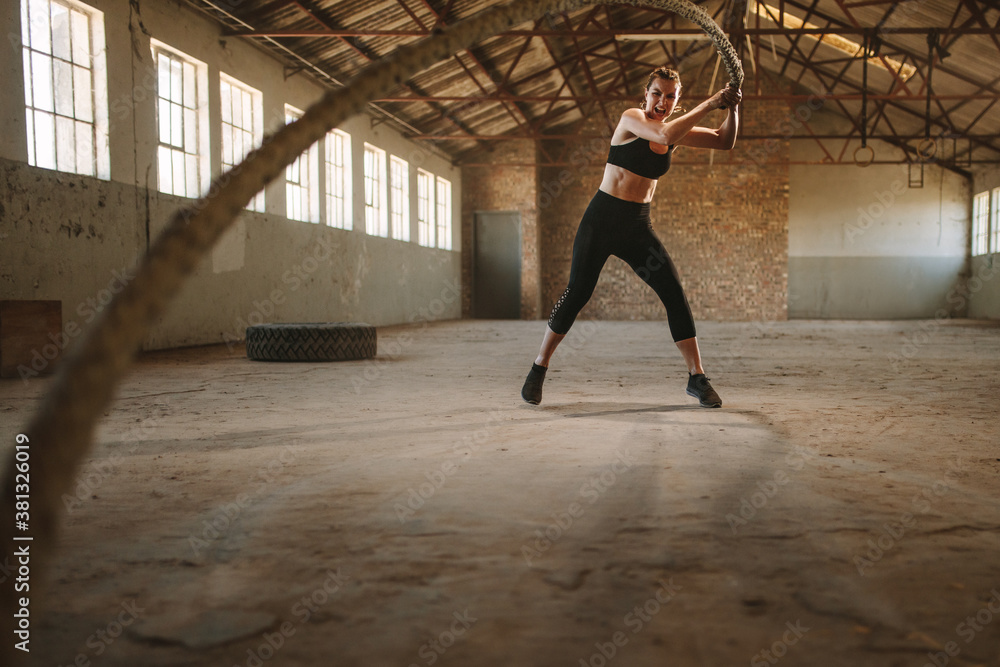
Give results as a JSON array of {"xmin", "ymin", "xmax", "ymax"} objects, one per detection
[
  {"xmin": 462, "ymin": 81, "xmax": 792, "ymax": 326},
  {"xmin": 461, "ymin": 140, "xmax": 540, "ymax": 319},
  {"xmin": 539, "ymin": 90, "xmax": 790, "ymax": 325}
]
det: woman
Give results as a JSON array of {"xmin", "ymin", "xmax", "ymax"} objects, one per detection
[{"xmin": 521, "ymin": 67, "xmax": 742, "ymax": 408}]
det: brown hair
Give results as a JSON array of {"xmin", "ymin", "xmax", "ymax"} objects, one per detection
[
  {"xmin": 645, "ymin": 67, "xmax": 681, "ymax": 91},
  {"xmin": 641, "ymin": 67, "xmax": 684, "ymax": 113}
]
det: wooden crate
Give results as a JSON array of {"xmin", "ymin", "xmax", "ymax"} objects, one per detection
[{"xmin": 0, "ymin": 301, "xmax": 63, "ymax": 379}]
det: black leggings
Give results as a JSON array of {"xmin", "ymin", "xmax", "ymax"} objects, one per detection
[{"xmin": 548, "ymin": 189, "xmax": 696, "ymax": 342}]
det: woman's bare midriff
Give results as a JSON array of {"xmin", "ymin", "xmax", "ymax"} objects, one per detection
[{"xmin": 599, "ymin": 163, "xmax": 658, "ymax": 203}]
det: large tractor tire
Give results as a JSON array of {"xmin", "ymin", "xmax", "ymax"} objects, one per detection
[{"xmin": 245, "ymin": 323, "xmax": 377, "ymax": 362}]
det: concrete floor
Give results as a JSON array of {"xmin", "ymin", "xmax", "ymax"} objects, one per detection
[{"xmin": 3, "ymin": 319, "xmax": 1000, "ymax": 666}]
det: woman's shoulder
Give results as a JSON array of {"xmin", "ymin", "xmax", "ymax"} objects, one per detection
[
  {"xmin": 617, "ymin": 107, "xmax": 652, "ymax": 130},
  {"xmin": 612, "ymin": 108, "xmax": 646, "ymax": 145}
]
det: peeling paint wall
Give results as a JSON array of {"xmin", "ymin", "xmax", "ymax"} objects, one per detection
[
  {"xmin": 0, "ymin": 0, "xmax": 461, "ymax": 351},
  {"xmin": 969, "ymin": 165, "xmax": 1000, "ymax": 320},
  {"xmin": 788, "ymin": 107, "xmax": 970, "ymax": 319}
]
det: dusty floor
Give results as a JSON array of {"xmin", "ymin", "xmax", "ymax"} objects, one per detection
[{"xmin": 2, "ymin": 319, "xmax": 1000, "ymax": 667}]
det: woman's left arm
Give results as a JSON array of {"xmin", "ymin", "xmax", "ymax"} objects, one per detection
[{"xmin": 676, "ymin": 88, "xmax": 742, "ymax": 150}]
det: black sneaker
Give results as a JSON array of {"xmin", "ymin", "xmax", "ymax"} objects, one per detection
[
  {"xmin": 521, "ymin": 363, "xmax": 547, "ymax": 405},
  {"xmin": 686, "ymin": 373, "xmax": 722, "ymax": 408}
]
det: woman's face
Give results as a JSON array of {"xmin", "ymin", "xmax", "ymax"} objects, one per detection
[{"xmin": 644, "ymin": 77, "xmax": 681, "ymax": 121}]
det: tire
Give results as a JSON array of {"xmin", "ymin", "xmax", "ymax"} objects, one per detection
[{"xmin": 245, "ymin": 323, "xmax": 377, "ymax": 362}]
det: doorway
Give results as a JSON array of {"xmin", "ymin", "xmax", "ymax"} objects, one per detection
[{"xmin": 473, "ymin": 211, "xmax": 521, "ymax": 319}]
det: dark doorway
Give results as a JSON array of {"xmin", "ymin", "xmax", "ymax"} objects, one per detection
[{"xmin": 473, "ymin": 211, "xmax": 521, "ymax": 319}]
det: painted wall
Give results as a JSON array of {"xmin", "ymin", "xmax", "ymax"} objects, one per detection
[
  {"xmin": 0, "ymin": 0, "xmax": 461, "ymax": 351},
  {"xmin": 788, "ymin": 108, "xmax": 970, "ymax": 319},
  {"xmin": 969, "ymin": 166, "xmax": 1000, "ymax": 320}
]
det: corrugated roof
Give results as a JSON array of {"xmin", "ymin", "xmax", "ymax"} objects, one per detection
[{"xmin": 183, "ymin": 0, "xmax": 1000, "ymax": 172}]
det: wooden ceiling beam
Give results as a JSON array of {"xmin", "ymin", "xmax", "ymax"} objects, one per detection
[
  {"xmin": 775, "ymin": 40, "xmax": 1000, "ymax": 160},
  {"xmin": 222, "ymin": 27, "xmax": 1000, "ymax": 38},
  {"xmin": 779, "ymin": 0, "xmax": 1000, "ymax": 95}
]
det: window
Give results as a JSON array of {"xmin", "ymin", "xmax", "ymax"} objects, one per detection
[
  {"xmin": 364, "ymin": 143, "xmax": 388, "ymax": 237},
  {"xmin": 417, "ymin": 169, "xmax": 435, "ymax": 247},
  {"xmin": 436, "ymin": 177, "xmax": 453, "ymax": 250},
  {"xmin": 152, "ymin": 40, "xmax": 209, "ymax": 198},
  {"xmin": 284, "ymin": 105, "xmax": 320, "ymax": 223},
  {"xmin": 220, "ymin": 74, "xmax": 263, "ymax": 211},
  {"xmin": 972, "ymin": 191, "xmax": 989, "ymax": 257},
  {"xmin": 390, "ymin": 156, "xmax": 410, "ymax": 242},
  {"xmin": 992, "ymin": 187, "xmax": 1000, "ymax": 254},
  {"xmin": 21, "ymin": 0, "xmax": 109, "ymax": 179},
  {"xmin": 325, "ymin": 129, "xmax": 352, "ymax": 229}
]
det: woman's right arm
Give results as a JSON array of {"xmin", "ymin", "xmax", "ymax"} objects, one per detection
[{"xmin": 618, "ymin": 88, "xmax": 735, "ymax": 146}]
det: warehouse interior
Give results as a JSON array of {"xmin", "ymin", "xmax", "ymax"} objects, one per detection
[{"xmin": 0, "ymin": 0, "xmax": 999, "ymax": 665}]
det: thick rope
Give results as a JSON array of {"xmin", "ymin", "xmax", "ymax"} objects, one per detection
[{"xmin": 0, "ymin": 1, "xmax": 741, "ymax": 661}]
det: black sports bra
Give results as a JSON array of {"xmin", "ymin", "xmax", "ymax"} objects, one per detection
[{"xmin": 606, "ymin": 138, "xmax": 674, "ymax": 179}]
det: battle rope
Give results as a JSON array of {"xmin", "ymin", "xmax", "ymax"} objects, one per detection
[{"xmin": 0, "ymin": 2, "xmax": 742, "ymax": 661}]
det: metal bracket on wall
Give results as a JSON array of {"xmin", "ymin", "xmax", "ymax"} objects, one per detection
[
  {"xmin": 952, "ymin": 136, "xmax": 972, "ymax": 169},
  {"xmin": 908, "ymin": 162, "xmax": 924, "ymax": 189}
]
